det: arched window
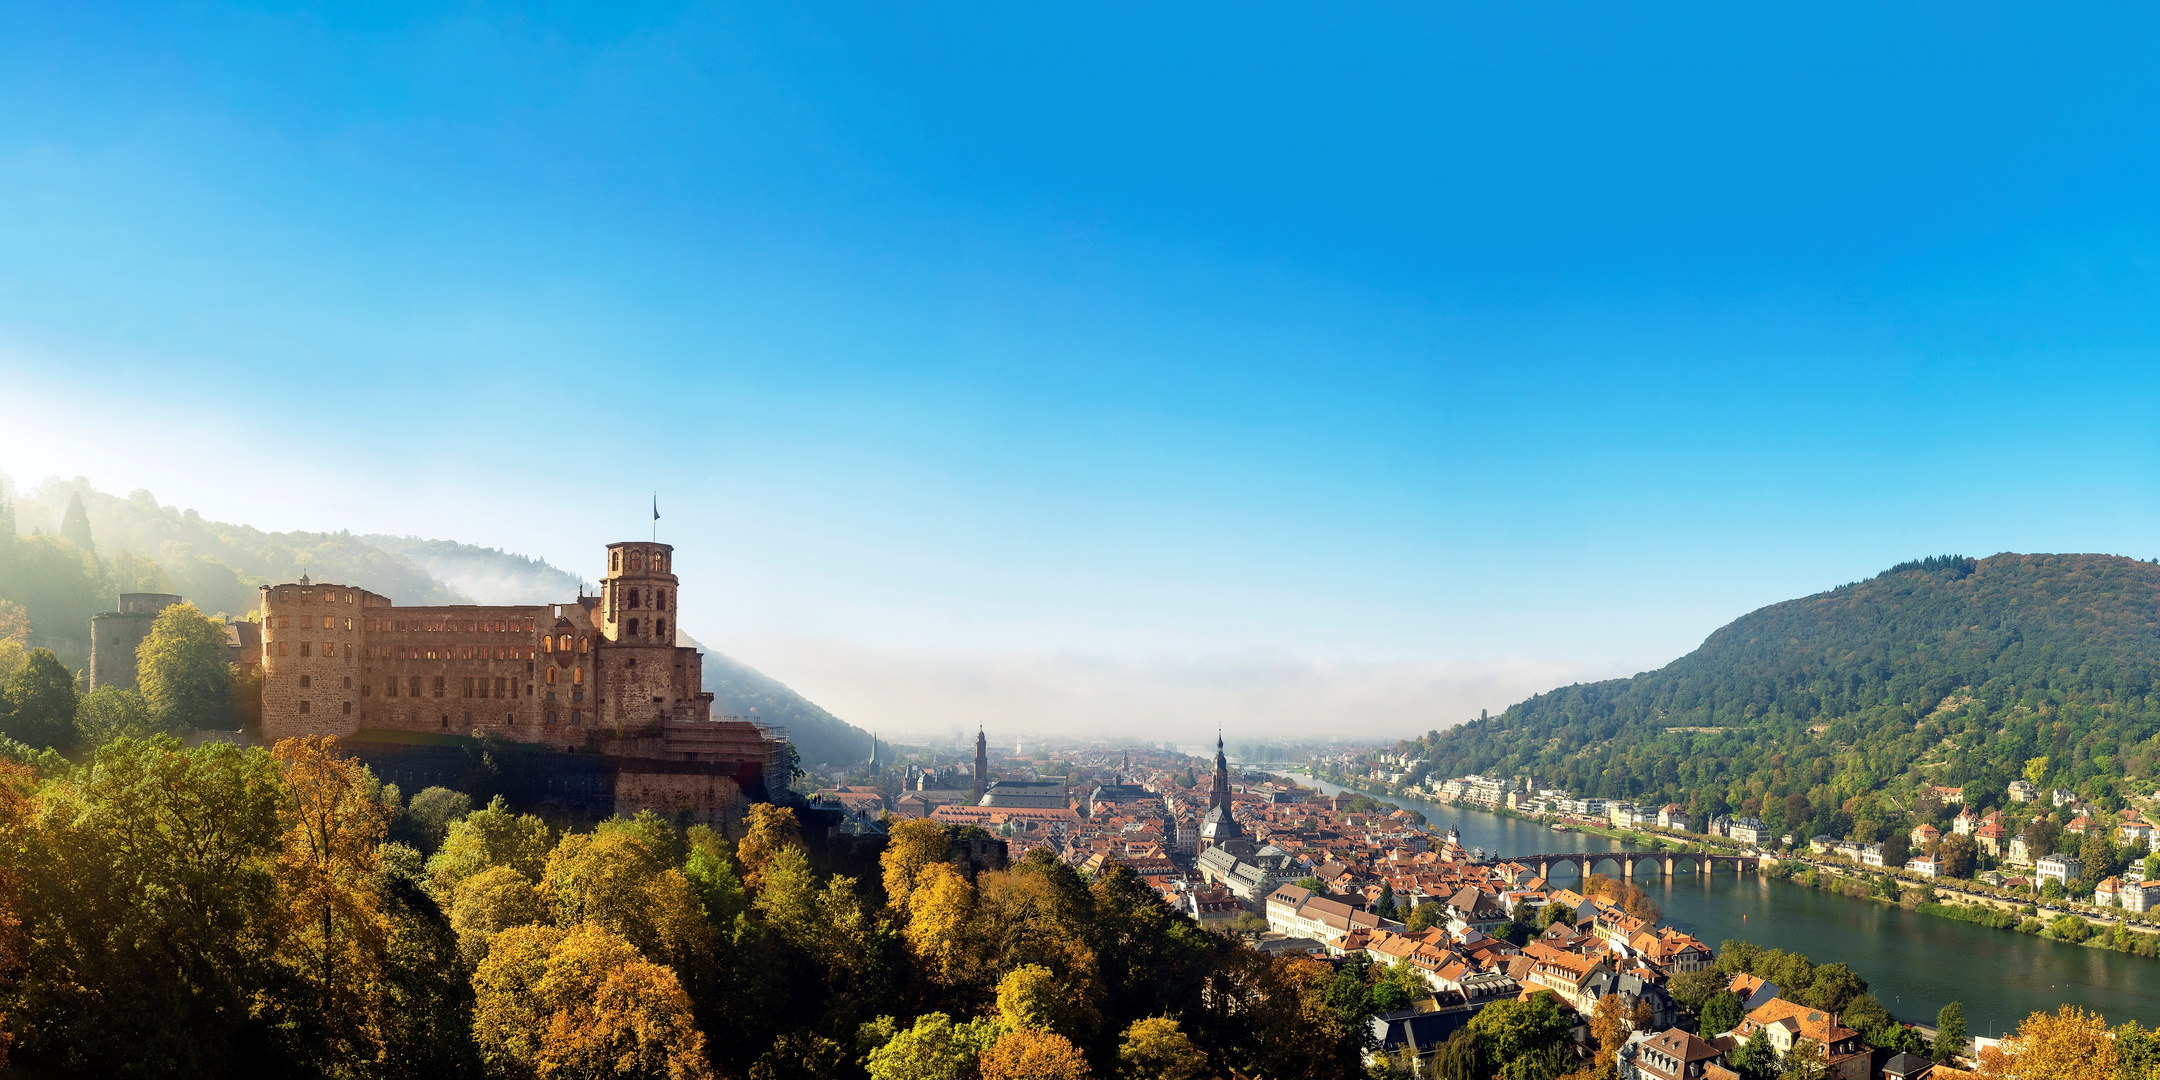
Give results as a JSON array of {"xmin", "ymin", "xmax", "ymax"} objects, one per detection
[
  {"xmin": 559, "ymin": 634, "xmax": 572, "ymax": 651},
  {"xmin": 630, "ymin": 551, "xmax": 643, "ymax": 572},
  {"xmin": 547, "ymin": 666, "xmax": 558, "ymax": 684},
  {"xmin": 579, "ymin": 636, "xmax": 589, "ymax": 653},
  {"xmin": 611, "ymin": 550, "xmax": 620, "ymax": 570}
]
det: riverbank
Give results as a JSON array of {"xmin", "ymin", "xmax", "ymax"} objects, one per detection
[{"xmin": 1276, "ymin": 771, "xmax": 2160, "ymax": 1034}]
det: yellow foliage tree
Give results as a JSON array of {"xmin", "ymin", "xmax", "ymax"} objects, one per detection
[
  {"xmin": 904, "ymin": 862, "xmax": 980, "ymax": 990},
  {"xmin": 998, "ymin": 963, "xmax": 1087, "ymax": 1044},
  {"xmin": 738, "ymin": 803, "xmax": 802, "ymax": 890},
  {"xmin": 882, "ymin": 818, "xmax": 952, "ymax": 910},
  {"xmin": 272, "ymin": 736, "xmax": 391, "ymax": 1064},
  {"xmin": 427, "ymin": 794, "xmax": 551, "ymax": 898},
  {"xmin": 1116, "ymin": 1016, "xmax": 1207, "ymax": 1080},
  {"xmin": 450, "ymin": 864, "xmax": 548, "ymax": 967},
  {"xmin": 543, "ymin": 830, "xmax": 713, "ymax": 973},
  {"xmin": 473, "ymin": 921, "xmax": 713, "ymax": 1080},
  {"xmin": 978, "ymin": 1027, "xmax": 1093, "ymax": 1080},
  {"xmin": 1979, "ymin": 1005, "xmax": 2117, "ymax": 1080}
]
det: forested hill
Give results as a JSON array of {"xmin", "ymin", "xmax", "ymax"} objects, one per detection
[{"xmin": 1412, "ymin": 553, "xmax": 2160, "ymax": 829}]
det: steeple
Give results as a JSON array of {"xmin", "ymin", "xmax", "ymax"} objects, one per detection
[
  {"xmin": 1212, "ymin": 730, "xmax": 1231, "ymax": 817},
  {"xmin": 972, "ymin": 726, "xmax": 988, "ymax": 804},
  {"xmin": 869, "ymin": 729, "xmax": 879, "ymax": 771}
]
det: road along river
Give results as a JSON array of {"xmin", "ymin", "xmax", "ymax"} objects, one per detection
[{"xmin": 1278, "ymin": 773, "xmax": 2160, "ymax": 1034}]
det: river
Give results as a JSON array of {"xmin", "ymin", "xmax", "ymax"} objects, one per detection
[{"xmin": 1276, "ymin": 772, "xmax": 2160, "ymax": 1034}]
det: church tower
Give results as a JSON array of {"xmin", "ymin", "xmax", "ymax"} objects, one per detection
[
  {"xmin": 1199, "ymin": 732, "xmax": 1245, "ymax": 853},
  {"xmin": 972, "ymin": 726, "xmax": 988, "ymax": 804}
]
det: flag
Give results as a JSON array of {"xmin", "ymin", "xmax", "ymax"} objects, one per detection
[{"xmin": 653, "ymin": 495, "xmax": 660, "ymax": 521}]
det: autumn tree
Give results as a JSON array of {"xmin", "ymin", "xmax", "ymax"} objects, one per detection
[
  {"xmin": 884, "ymin": 818, "xmax": 955, "ymax": 910},
  {"xmin": 272, "ymin": 736, "xmax": 392, "ymax": 1067},
  {"xmin": 1115, "ymin": 1016, "xmax": 1206, "ymax": 1080},
  {"xmin": 543, "ymin": 828, "xmax": 711, "ymax": 974},
  {"xmin": 1979, "ymin": 1006, "xmax": 2117, "ymax": 1080},
  {"xmin": 979, "ymin": 1027, "xmax": 1093, "ymax": 1080},
  {"xmin": 473, "ymin": 922, "xmax": 713, "ymax": 1080},
  {"xmin": 738, "ymin": 803, "xmax": 802, "ymax": 890},
  {"xmin": 1590, "ymin": 993, "xmax": 1633, "ymax": 1080},
  {"xmin": 449, "ymin": 865, "xmax": 548, "ymax": 966},
  {"xmin": 137, "ymin": 603, "xmax": 231, "ymax": 731}
]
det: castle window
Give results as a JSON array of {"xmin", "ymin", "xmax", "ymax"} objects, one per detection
[
  {"xmin": 409, "ymin": 677, "xmax": 422, "ymax": 696},
  {"xmin": 433, "ymin": 677, "xmax": 445, "ymax": 698},
  {"xmin": 628, "ymin": 589, "xmax": 641, "ymax": 609},
  {"xmin": 300, "ymin": 642, "xmax": 312, "ymax": 658},
  {"xmin": 628, "ymin": 618, "xmax": 639, "ymax": 636},
  {"xmin": 342, "ymin": 676, "xmax": 351, "ymax": 689},
  {"xmin": 299, "ymin": 701, "xmax": 310, "ymax": 714},
  {"xmin": 579, "ymin": 637, "xmax": 589, "ymax": 653},
  {"xmin": 655, "ymin": 618, "xmax": 666, "ymax": 640},
  {"xmin": 611, "ymin": 551, "xmax": 620, "ymax": 570},
  {"xmin": 300, "ymin": 675, "xmax": 312, "ymax": 689},
  {"xmin": 278, "ymin": 641, "xmax": 289, "ymax": 657},
  {"xmin": 572, "ymin": 710, "xmax": 582, "ymax": 725},
  {"xmin": 279, "ymin": 617, "xmax": 290, "ymax": 629},
  {"xmin": 547, "ymin": 667, "xmax": 557, "ymax": 684},
  {"xmin": 344, "ymin": 644, "xmax": 353, "ymax": 659},
  {"xmin": 546, "ymin": 711, "xmax": 557, "ymax": 725},
  {"xmin": 344, "ymin": 618, "xmax": 353, "ymax": 631},
  {"xmin": 342, "ymin": 701, "xmax": 352, "ymax": 715},
  {"xmin": 572, "ymin": 666, "xmax": 583, "ymax": 685},
  {"xmin": 630, "ymin": 552, "xmax": 643, "ymax": 572},
  {"xmin": 386, "ymin": 680, "xmax": 398, "ymax": 697},
  {"xmin": 462, "ymin": 677, "xmax": 474, "ymax": 698}
]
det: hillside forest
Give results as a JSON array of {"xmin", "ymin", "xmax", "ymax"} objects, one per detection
[
  {"xmin": 1410, "ymin": 554, "xmax": 2160, "ymax": 871},
  {"xmin": 0, "ymin": 729, "xmax": 1390, "ymax": 1080},
  {"xmin": 0, "ymin": 470, "xmax": 874, "ymax": 769}
]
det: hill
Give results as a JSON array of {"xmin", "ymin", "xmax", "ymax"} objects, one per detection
[
  {"xmin": 1410, "ymin": 553, "xmax": 2160, "ymax": 840},
  {"xmin": 0, "ymin": 471, "xmax": 871, "ymax": 769}
]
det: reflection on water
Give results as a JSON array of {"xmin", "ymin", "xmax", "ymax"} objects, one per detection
[{"xmin": 1277, "ymin": 771, "xmax": 2160, "ymax": 1032}]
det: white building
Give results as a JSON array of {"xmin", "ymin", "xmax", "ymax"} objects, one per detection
[
  {"xmin": 1727, "ymin": 817, "xmax": 1767, "ymax": 845},
  {"xmin": 2037, "ymin": 853, "xmax": 2082, "ymax": 889},
  {"xmin": 1906, "ymin": 856, "xmax": 1939, "ymax": 878}
]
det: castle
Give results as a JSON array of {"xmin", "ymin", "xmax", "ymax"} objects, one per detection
[{"xmin": 258, "ymin": 540, "xmax": 789, "ymax": 822}]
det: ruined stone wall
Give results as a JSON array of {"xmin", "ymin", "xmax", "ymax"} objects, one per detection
[
  {"xmin": 260, "ymin": 582, "xmax": 392, "ymax": 739},
  {"xmin": 614, "ymin": 766, "xmax": 746, "ymax": 827},
  {"xmin": 88, "ymin": 612, "xmax": 157, "ymax": 692}
]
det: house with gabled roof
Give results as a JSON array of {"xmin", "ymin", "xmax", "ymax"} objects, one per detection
[{"xmin": 1731, "ymin": 999, "xmax": 1869, "ymax": 1080}]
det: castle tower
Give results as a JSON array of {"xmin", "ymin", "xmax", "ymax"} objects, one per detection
[
  {"xmin": 596, "ymin": 541, "xmax": 696, "ymax": 732},
  {"xmin": 972, "ymin": 726, "xmax": 987, "ymax": 804}
]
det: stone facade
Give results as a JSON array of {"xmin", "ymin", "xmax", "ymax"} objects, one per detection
[
  {"xmin": 88, "ymin": 592, "xmax": 183, "ymax": 692},
  {"xmin": 259, "ymin": 541, "xmax": 789, "ymax": 814}
]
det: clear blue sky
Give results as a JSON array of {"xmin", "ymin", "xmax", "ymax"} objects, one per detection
[{"xmin": 4, "ymin": 3, "xmax": 2160, "ymax": 743}]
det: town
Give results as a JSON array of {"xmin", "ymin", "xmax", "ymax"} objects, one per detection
[{"xmin": 809, "ymin": 736, "xmax": 1991, "ymax": 1079}]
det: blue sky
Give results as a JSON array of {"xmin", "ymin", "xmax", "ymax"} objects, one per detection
[{"xmin": 4, "ymin": 3, "xmax": 2160, "ymax": 742}]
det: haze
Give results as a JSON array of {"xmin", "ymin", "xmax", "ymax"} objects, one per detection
[{"xmin": 5, "ymin": 4, "xmax": 2160, "ymax": 743}]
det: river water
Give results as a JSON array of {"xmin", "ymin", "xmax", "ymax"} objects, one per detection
[{"xmin": 1278, "ymin": 772, "xmax": 2160, "ymax": 1034}]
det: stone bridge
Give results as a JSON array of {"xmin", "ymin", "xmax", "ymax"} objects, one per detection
[{"xmin": 1522, "ymin": 850, "xmax": 1761, "ymax": 881}]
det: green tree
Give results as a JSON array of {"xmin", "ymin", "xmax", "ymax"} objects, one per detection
[
  {"xmin": 1934, "ymin": 1001, "xmax": 1966, "ymax": 1064},
  {"xmin": 1376, "ymin": 882, "xmax": 1398, "ymax": 921},
  {"xmin": 1468, "ymin": 992, "xmax": 1573, "ymax": 1080},
  {"xmin": 0, "ymin": 646, "xmax": 76, "ymax": 750},
  {"xmin": 426, "ymin": 795, "xmax": 550, "ymax": 897},
  {"xmin": 1800, "ymin": 963, "xmax": 1866, "ymax": 1013},
  {"xmin": 863, "ymin": 1012, "xmax": 1007, "ymax": 1080},
  {"xmin": 1699, "ymin": 990, "xmax": 1744, "ymax": 1035},
  {"xmin": 13, "ymin": 737, "xmax": 284, "ymax": 1076},
  {"xmin": 1780, "ymin": 1037, "xmax": 1827, "ymax": 1080},
  {"xmin": 76, "ymin": 686, "xmax": 166, "ymax": 746},
  {"xmin": 59, "ymin": 490, "xmax": 93, "ymax": 553},
  {"xmin": 1728, "ymin": 1030, "xmax": 1780, "ymax": 1080},
  {"xmin": 400, "ymin": 786, "xmax": 472, "ymax": 855},
  {"xmin": 137, "ymin": 603, "xmax": 232, "ymax": 731}
]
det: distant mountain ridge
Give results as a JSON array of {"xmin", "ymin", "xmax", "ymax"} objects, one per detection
[
  {"xmin": 0, "ymin": 470, "xmax": 871, "ymax": 770},
  {"xmin": 1412, "ymin": 552, "xmax": 2160, "ymax": 834}
]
